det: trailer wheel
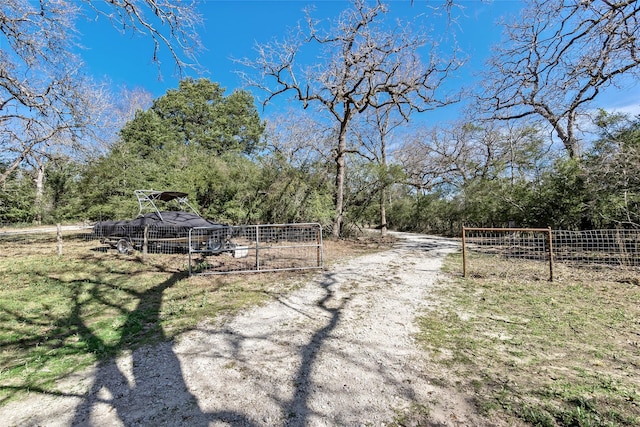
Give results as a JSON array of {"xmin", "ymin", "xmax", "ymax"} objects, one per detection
[
  {"xmin": 207, "ymin": 236, "xmax": 224, "ymax": 253},
  {"xmin": 116, "ymin": 239, "xmax": 134, "ymax": 254}
]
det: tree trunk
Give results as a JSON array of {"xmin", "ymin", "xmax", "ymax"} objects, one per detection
[
  {"xmin": 333, "ymin": 123, "xmax": 348, "ymax": 239},
  {"xmin": 379, "ymin": 186, "xmax": 387, "ymax": 238},
  {"xmin": 379, "ymin": 137, "xmax": 388, "ymax": 238},
  {"xmin": 34, "ymin": 162, "xmax": 45, "ymax": 225}
]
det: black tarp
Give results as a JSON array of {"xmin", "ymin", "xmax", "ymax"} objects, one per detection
[{"xmin": 94, "ymin": 211, "xmax": 226, "ymax": 238}]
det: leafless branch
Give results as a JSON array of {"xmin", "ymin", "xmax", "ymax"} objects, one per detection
[
  {"xmin": 0, "ymin": 0, "xmax": 202, "ymax": 186},
  {"xmin": 478, "ymin": 0, "xmax": 640, "ymax": 158},
  {"xmin": 239, "ymin": 0, "xmax": 462, "ymax": 236}
]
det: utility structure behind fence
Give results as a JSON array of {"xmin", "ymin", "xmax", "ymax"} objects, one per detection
[
  {"xmin": 462, "ymin": 227, "xmax": 640, "ymax": 281},
  {"xmin": 188, "ymin": 223, "xmax": 324, "ymax": 275}
]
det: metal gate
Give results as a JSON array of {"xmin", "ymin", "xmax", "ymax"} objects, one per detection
[{"xmin": 188, "ymin": 223, "xmax": 323, "ymax": 275}]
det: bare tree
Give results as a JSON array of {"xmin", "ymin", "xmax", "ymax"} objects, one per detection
[
  {"xmin": 480, "ymin": 0, "xmax": 640, "ymax": 158},
  {"xmin": 93, "ymin": 85, "xmax": 155, "ymax": 155},
  {"xmin": 353, "ymin": 104, "xmax": 406, "ymax": 238},
  {"xmin": 397, "ymin": 123, "xmax": 487, "ymax": 195},
  {"xmin": 263, "ymin": 110, "xmax": 334, "ymax": 170},
  {"xmin": 259, "ymin": 112, "xmax": 336, "ymax": 225},
  {"xmin": 586, "ymin": 110, "xmax": 640, "ymax": 227},
  {"xmin": 240, "ymin": 0, "xmax": 460, "ymax": 237},
  {"xmin": 83, "ymin": 0, "xmax": 203, "ymax": 71},
  {"xmin": 0, "ymin": 0, "xmax": 202, "ymax": 187},
  {"xmin": 397, "ymin": 121, "xmax": 549, "ymax": 196}
]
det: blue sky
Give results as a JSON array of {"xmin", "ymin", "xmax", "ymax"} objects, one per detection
[{"xmin": 76, "ymin": 0, "xmax": 639, "ymax": 124}]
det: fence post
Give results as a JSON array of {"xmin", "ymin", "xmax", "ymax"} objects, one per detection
[
  {"xmin": 255, "ymin": 224, "xmax": 260, "ymax": 271},
  {"xmin": 462, "ymin": 226, "xmax": 467, "ymax": 277},
  {"xmin": 188, "ymin": 228, "xmax": 193, "ymax": 276},
  {"xmin": 143, "ymin": 225, "xmax": 149, "ymax": 262},
  {"xmin": 57, "ymin": 223, "xmax": 63, "ymax": 256},
  {"xmin": 316, "ymin": 226, "xmax": 322, "ymax": 267},
  {"xmin": 547, "ymin": 227, "xmax": 554, "ymax": 282}
]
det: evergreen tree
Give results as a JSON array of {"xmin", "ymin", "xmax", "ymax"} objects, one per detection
[
  {"xmin": 143, "ymin": 78, "xmax": 264, "ymax": 155},
  {"xmin": 79, "ymin": 79, "xmax": 265, "ymax": 222}
]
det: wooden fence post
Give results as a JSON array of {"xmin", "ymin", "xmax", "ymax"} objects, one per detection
[
  {"xmin": 548, "ymin": 227, "xmax": 554, "ymax": 282},
  {"xmin": 462, "ymin": 226, "xmax": 467, "ymax": 278},
  {"xmin": 57, "ymin": 224, "xmax": 63, "ymax": 256}
]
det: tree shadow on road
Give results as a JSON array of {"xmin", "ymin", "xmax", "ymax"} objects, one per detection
[
  {"xmin": 65, "ymin": 269, "xmax": 348, "ymax": 426},
  {"xmin": 2, "ymin": 234, "xmax": 459, "ymax": 425},
  {"xmin": 67, "ymin": 268, "xmax": 261, "ymax": 426},
  {"xmin": 282, "ymin": 271, "xmax": 343, "ymax": 426},
  {"xmin": 67, "ymin": 236, "xmax": 456, "ymax": 426}
]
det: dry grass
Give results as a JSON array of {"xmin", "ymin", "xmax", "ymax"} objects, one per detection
[
  {"xmin": 416, "ymin": 253, "xmax": 640, "ymax": 426},
  {"xmin": 0, "ymin": 229, "xmax": 393, "ymax": 404}
]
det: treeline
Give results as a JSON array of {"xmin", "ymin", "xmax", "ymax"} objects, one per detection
[
  {"xmin": 3, "ymin": 1, "xmax": 640, "ymax": 237},
  {"xmin": 390, "ymin": 114, "xmax": 640, "ymax": 234},
  {"xmin": 1, "ymin": 78, "xmax": 639, "ymax": 235}
]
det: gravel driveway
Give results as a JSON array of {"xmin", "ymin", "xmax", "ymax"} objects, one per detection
[{"xmin": 2, "ymin": 232, "xmax": 489, "ymax": 426}]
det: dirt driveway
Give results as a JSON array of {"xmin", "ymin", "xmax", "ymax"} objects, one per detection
[{"xmin": 2, "ymin": 232, "xmax": 491, "ymax": 426}]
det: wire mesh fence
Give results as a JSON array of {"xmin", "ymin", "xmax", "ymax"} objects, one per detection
[
  {"xmin": 0, "ymin": 225, "xmax": 95, "ymax": 257},
  {"xmin": 93, "ymin": 223, "xmax": 212, "ymax": 255},
  {"xmin": 462, "ymin": 227, "xmax": 640, "ymax": 281},
  {"xmin": 91, "ymin": 221, "xmax": 324, "ymax": 274},
  {"xmin": 5, "ymin": 224, "xmax": 637, "ymax": 278},
  {"xmin": 553, "ymin": 229, "xmax": 640, "ymax": 267},
  {"xmin": 1, "ymin": 223, "xmax": 323, "ymax": 276},
  {"xmin": 188, "ymin": 223, "xmax": 324, "ymax": 275}
]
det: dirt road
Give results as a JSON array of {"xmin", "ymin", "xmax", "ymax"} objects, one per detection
[{"xmin": 2, "ymin": 232, "xmax": 491, "ymax": 426}]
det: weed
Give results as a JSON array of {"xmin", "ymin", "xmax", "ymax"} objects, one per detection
[
  {"xmin": 414, "ymin": 253, "xmax": 640, "ymax": 426},
  {"xmin": 390, "ymin": 402, "xmax": 431, "ymax": 427},
  {"xmin": 0, "ymin": 234, "xmax": 388, "ymax": 404}
]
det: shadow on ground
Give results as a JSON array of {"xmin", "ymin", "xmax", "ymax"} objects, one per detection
[{"xmin": 1, "ymin": 233, "xmax": 464, "ymax": 426}]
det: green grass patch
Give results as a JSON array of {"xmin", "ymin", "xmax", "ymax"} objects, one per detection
[
  {"xmin": 0, "ymin": 247, "xmax": 300, "ymax": 404},
  {"xmin": 0, "ymin": 233, "xmax": 386, "ymax": 406},
  {"xmin": 417, "ymin": 253, "xmax": 640, "ymax": 426}
]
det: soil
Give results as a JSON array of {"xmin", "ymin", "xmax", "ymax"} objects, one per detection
[{"xmin": 1, "ymin": 232, "xmax": 498, "ymax": 426}]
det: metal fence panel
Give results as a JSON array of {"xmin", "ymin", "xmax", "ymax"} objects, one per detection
[
  {"xmin": 553, "ymin": 229, "xmax": 640, "ymax": 267},
  {"xmin": 188, "ymin": 223, "xmax": 323, "ymax": 275},
  {"xmin": 93, "ymin": 224, "xmax": 204, "ymax": 255},
  {"xmin": 464, "ymin": 228, "xmax": 550, "ymax": 261},
  {"xmin": 462, "ymin": 227, "xmax": 640, "ymax": 281},
  {"xmin": 0, "ymin": 226, "xmax": 94, "ymax": 257}
]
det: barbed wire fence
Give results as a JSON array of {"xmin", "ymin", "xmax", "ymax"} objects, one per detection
[{"xmin": 462, "ymin": 227, "xmax": 640, "ymax": 281}]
